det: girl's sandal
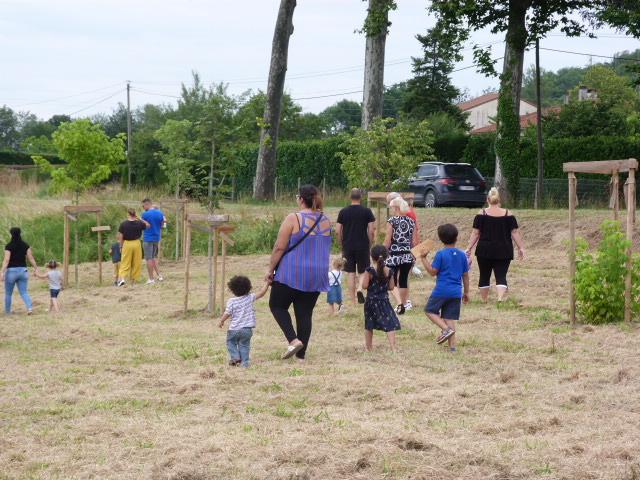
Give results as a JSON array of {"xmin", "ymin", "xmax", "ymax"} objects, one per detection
[{"xmin": 282, "ymin": 341, "xmax": 304, "ymax": 359}]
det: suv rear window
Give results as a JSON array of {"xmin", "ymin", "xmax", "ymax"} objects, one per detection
[{"xmin": 444, "ymin": 164, "xmax": 482, "ymax": 179}]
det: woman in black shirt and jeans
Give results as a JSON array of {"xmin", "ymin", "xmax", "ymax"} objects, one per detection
[
  {"xmin": 1, "ymin": 227, "xmax": 39, "ymax": 314},
  {"xmin": 465, "ymin": 188, "xmax": 525, "ymax": 303}
]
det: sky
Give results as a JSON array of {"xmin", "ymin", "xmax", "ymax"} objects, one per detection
[{"xmin": 1, "ymin": 0, "xmax": 639, "ymax": 120}]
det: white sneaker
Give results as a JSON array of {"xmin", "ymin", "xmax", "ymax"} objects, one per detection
[
  {"xmin": 404, "ymin": 300, "xmax": 413, "ymax": 311},
  {"xmin": 146, "ymin": 279, "xmax": 155, "ymax": 285},
  {"xmin": 117, "ymin": 280, "xmax": 126, "ymax": 287},
  {"xmin": 157, "ymin": 276, "xmax": 164, "ymax": 282}
]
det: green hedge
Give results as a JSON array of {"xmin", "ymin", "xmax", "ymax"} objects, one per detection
[
  {"xmin": 462, "ymin": 134, "xmax": 640, "ymax": 179},
  {"xmin": 0, "ymin": 150, "xmax": 61, "ymax": 165},
  {"xmin": 232, "ymin": 137, "xmax": 348, "ymax": 192}
]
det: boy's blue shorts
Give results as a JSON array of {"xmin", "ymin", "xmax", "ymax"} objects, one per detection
[{"xmin": 425, "ymin": 296, "xmax": 461, "ymax": 320}]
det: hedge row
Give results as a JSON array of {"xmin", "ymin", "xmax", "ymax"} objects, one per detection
[
  {"xmin": 463, "ymin": 134, "xmax": 640, "ymax": 179},
  {"xmin": 0, "ymin": 150, "xmax": 61, "ymax": 165}
]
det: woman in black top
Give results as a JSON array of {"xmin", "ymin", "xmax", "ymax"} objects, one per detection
[
  {"xmin": 1, "ymin": 227, "xmax": 39, "ymax": 314},
  {"xmin": 465, "ymin": 188, "xmax": 525, "ymax": 303}
]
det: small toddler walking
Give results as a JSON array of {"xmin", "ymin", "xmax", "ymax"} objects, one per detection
[
  {"xmin": 327, "ymin": 257, "xmax": 345, "ymax": 315},
  {"xmin": 35, "ymin": 260, "xmax": 63, "ymax": 313},
  {"xmin": 362, "ymin": 245, "xmax": 400, "ymax": 351},
  {"xmin": 421, "ymin": 224, "xmax": 470, "ymax": 352},
  {"xmin": 109, "ymin": 238, "xmax": 121, "ymax": 286},
  {"xmin": 218, "ymin": 276, "xmax": 269, "ymax": 367}
]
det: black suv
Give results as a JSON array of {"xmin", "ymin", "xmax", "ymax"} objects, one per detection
[{"xmin": 408, "ymin": 162, "xmax": 487, "ymax": 208}]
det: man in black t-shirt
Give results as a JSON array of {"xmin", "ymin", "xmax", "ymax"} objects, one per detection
[{"xmin": 336, "ymin": 188, "xmax": 376, "ymax": 304}]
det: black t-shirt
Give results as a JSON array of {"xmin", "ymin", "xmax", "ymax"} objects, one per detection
[
  {"xmin": 5, "ymin": 241, "xmax": 29, "ymax": 268},
  {"xmin": 473, "ymin": 213, "xmax": 519, "ymax": 260},
  {"xmin": 337, "ymin": 204, "xmax": 376, "ymax": 251},
  {"xmin": 118, "ymin": 220, "xmax": 146, "ymax": 241}
]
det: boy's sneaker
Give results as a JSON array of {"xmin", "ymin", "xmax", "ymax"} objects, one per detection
[
  {"xmin": 404, "ymin": 300, "xmax": 413, "ymax": 311},
  {"xmin": 436, "ymin": 328, "xmax": 455, "ymax": 344},
  {"xmin": 338, "ymin": 304, "xmax": 346, "ymax": 314},
  {"xmin": 117, "ymin": 280, "xmax": 126, "ymax": 287}
]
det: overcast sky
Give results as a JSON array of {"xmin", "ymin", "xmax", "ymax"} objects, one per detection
[{"xmin": 1, "ymin": 0, "xmax": 638, "ymax": 120}]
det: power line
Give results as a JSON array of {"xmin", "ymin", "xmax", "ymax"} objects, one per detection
[
  {"xmin": 132, "ymin": 88, "xmax": 181, "ymax": 99},
  {"xmin": 68, "ymin": 89, "xmax": 124, "ymax": 116},
  {"xmin": 12, "ymin": 82, "xmax": 125, "ymax": 108},
  {"xmin": 538, "ymin": 47, "xmax": 640, "ymax": 63}
]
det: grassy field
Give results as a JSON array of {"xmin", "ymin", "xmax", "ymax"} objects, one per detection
[{"xmin": 1, "ymin": 201, "xmax": 639, "ymax": 479}]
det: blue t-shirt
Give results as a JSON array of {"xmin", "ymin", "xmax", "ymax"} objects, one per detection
[
  {"xmin": 431, "ymin": 247, "xmax": 469, "ymax": 298},
  {"xmin": 141, "ymin": 209, "xmax": 165, "ymax": 242}
]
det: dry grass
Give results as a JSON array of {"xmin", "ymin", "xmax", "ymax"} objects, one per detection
[{"xmin": 1, "ymin": 203, "xmax": 640, "ymax": 479}]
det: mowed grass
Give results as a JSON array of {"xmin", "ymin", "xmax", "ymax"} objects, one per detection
[{"xmin": 1, "ymin": 204, "xmax": 640, "ymax": 479}]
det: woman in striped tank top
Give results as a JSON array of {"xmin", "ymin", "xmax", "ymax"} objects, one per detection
[{"xmin": 266, "ymin": 185, "xmax": 332, "ymax": 361}]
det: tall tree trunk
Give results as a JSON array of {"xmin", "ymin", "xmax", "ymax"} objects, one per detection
[
  {"xmin": 361, "ymin": 0, "xmax": 388, "ymax": 130},
  {"xmin": 253, "ymin": 0, "xmax": 296, "ymax": 200},
  {"xmin": 494, "ymin": 0, "xmax": 529, "ymax": 202}
]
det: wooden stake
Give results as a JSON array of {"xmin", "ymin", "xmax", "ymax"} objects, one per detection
[
  {"xmin": 212, "ymin": 227, "xmax": 219, "ymax": 315},
  {"xmin": 220, "ymin": 233, "xmax": 227, "ymax": 312},
  {"xmin": 207, "ymin": 229, "xmax": 213, "ymax": 314},
  {"xmin": 182, "ymin": 202, "xmax": 188, "ymax": 260},
  {"xmin": 96, "ymin": 211, "xmax": 102, "ymax": 285},
  {"xmin": 612, "ymin": 170, "xmax": 619, "ymax": 220},
  {"xmin": 183, "ymin": 221, "xmax": 192, "ymax": 313},
  {"xmin": 63, "ymin": 212, "xmax": 70, "ymax": 288},
  {"xmin": 624, "ymin": 167, "xmax": 635, "ymax": 323},
  {"xmin": 568, "ymin": 172, "xmax": 577, "ymax": 326}
]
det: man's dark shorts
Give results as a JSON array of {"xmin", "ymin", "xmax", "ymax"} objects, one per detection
[
  {"xmin": 143, "ymin": 241, "xmax": 159, "ymax": 260},
  {"xmin": 343, "ymin": 248, "xmax": 370, "ymax": 274}
]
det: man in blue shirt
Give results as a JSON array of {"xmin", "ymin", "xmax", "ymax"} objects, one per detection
[
  {"xmin": 420, "ymin": 223, "xmax": 470, "ymax": 352},
  {"xmin": 141, "ymin": 198, "xmax": 166, "ymax": 284}
]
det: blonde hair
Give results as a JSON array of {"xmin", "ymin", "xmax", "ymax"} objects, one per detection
[
  {"xmin": 390, "ymin": 197, "xmax": 410, "ymax": 214},
  {"xmin": 487, "ymin": 187, "xmax": 501, "ymax": 205},
  {"xmin": 332, "ymin": 257, "xmax": 345, "ymax": 270},
  {"xmin": 386, "ymin": 192, "xmax": 401, "ymax": 203}
]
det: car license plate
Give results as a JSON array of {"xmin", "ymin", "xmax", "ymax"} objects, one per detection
[{"xmin": 459, "ymin": 186, "xmax": 475, "ymax": 191}]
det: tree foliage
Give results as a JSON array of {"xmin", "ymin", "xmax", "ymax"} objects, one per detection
[
  {"xmin": 339, "ymin": 118, "xmax": 434, "ymax": 191},
  {"xmin": 153, "ymin": 119, "xmax": 198, "ymax": 198},
  {"xmin": 33, "ymin": 119, "xmax": 125, "ymax": 199}
]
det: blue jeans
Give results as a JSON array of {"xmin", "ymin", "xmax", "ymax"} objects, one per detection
[
  {"xmin": 4, "ymin": 267, "xmax": 33, "ymax": 314},
  {"xmin": 226, "ymin": 327, "xmax": 253, "ymax": 367}
]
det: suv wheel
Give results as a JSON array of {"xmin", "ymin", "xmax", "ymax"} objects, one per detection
[{"xmin": 425, "ymin": 190, "xmax": 438, "ymax": 208}]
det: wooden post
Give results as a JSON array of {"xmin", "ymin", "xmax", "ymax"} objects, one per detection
[
  {"xmin": 212, "ymin": 227, "xmax": 219, "ymax": 315},
  {"xmin": 63, "ymin": 212, "xmax": 70, "ymax": 288},
  {"xmin": 220, "ymin": 233, "xmax": 227, "ymax": 312},
  {"xmin": 624, "ymin": 167, "xmax": 635, "ymax": 323},
  {"xmin": 612, "ymin": 170, "xmax": 620, "ymax": 220},
  {"xmin": 175, "ymin": 202, "xmax": 180, "ymax": 261},
  {"xmin": 74, "ymin": 218, "xmax": 79, "ymax": 288},
  {"xmin": 322, "ymin": 177, "xmax": 326, "ymax": 202},
  {"xmin": 274, "ymin": 177, "xmax": 278, "ymax": 201},
  {"xmin": 96, "ymin": 211, "xmax": 102, "ymax": 285},
  {"xmin": 568, "ymin": 172, "xmax": 577, "ymax": 326},
  {"xmin": 182, "ymin": 201, "xmax": 188, "ymax": 260},
  {"xmin": 376, "ymin": 203, "xmax": 382, "ymax": 243},
  {"xmin": 183, "ymin": 220, "xmax": 192, "ymax": 313}
]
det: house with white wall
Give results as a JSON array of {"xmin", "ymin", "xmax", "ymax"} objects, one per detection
[{"xmin": 458, "ymin": 92, "xmax": 538, "ymax": 134}]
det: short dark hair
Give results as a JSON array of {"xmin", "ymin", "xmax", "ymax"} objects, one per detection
[
  {"xmin": 47, "ymin": 260, "xmax": 58, "ymax": 269},
  {"xmin": 227, "ymin": 275, "xmax": 252, "ymax": 297},
  {"xmin": 127, "ymin": 208, "xmax": 136, "ymax": 217},
  {"xmin": 142, "ymin": 198, "xmax": 151, "ymax": 204},
  {"xmin": 437, "ymin": 223, "xmax": 458, "ymax": 245},
  {"xmin": 350, "ymin": 188, "xmax": 362, "ymax": 201}
]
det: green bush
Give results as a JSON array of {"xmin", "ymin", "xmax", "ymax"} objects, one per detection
[
  {"xmin": 575, "ymin": 221, "xmax": 640, "ymax": 324},
  {"xmin": 0, "ymin": 150, "xmax": 61, "ymax": 165}
]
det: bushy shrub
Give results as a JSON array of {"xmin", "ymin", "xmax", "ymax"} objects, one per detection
[{"xmin": 575, "ymin": 221, "xmax": 640, "ymax": 324}]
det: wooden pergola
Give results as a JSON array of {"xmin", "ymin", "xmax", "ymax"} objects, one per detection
[{"xmin": 563, "ymin": 159, "xmax": 637, "ymax": 325}]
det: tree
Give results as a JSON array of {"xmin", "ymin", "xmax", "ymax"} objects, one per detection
[
  {"xmin": 543, "ymin": 101, "xmax": 629, "ymax": 138},
  {"xmin": 254, "ymin": 0, "xmax": 297, "ymax": 200},
  {"xmin": 339, "ymin": 118, "xmax": 435, "ymax": 191},
  {"xmin": 403, "ymin": 20, "xmax": 466, "ymax": 123},
  {"xmin": 320, "ymin": 100, "xmax": 362, "ymax": 134},
  {"xmin": 0, "ymin": 106, "xmax": 19, "ymax": 149},
  {"xmin": 32, "ymin": 119, "xmax": 125, "ymax": 202},
  {"xmin": 154, "ymin": 119, "xmax": 198, "ymax": 201},
  {"xmin": 21, "ymin": 135, "xmax": 57, "ymax": 155},
  {"xmin": 361, "ymin": 0, "xmax": 397, "ymax": 129},
  {"xmin": 431, "ymin": 0, "xmax": 640, "ymax": 201},
  {"xmin": 578, "ymin": 65, "xmax": 640, "ymax": 114}
]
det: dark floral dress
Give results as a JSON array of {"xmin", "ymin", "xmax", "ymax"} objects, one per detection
[{"xmin": 364, "ymin": 267, "xmax": 401, "ymax": 332}]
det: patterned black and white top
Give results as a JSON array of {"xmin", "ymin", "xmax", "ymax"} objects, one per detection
[{"xmin": 385, "ymin": 215, "xmax": 416, "ymax": 267}]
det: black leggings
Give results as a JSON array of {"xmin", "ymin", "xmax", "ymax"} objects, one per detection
[
  {"xmin": 393, "ymin": 262, "xmax": 413, "ymax": 289},
  {"xmin": 476, "ymin": 257, "xmax": 511, "ymax": 288},
  {"xmin": 269, "ymin": 281, "xmax": 320, "ymax": 359}
]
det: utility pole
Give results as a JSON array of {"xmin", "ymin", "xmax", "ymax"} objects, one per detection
[
  {"xmin": 126, "ymin": 81, "xmax": 132, "ymax": 190},
  {"xmin": 534, "ymin": 39, "xmax": 544, "ymax": 209}
]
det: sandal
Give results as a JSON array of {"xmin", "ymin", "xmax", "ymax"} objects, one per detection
[{"xmin": 282, "ymin": 341, "xmax": 304, "ymax": 359}]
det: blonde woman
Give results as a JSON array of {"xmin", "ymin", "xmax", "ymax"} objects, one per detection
[
  {"xmin": 465, "ymin": 187, "xmax": 525, "ymax": 302},
  {"xmin": 384, "ymin": 197, "xmax": 419, "ymax": 314}
]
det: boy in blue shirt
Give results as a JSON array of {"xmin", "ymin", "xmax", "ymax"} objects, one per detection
[
  {"xmin": 141, "ymin": 198, "xmax": 166, "ymax": 284},
  {"xmin": 421, "ymin": 224, "xmax": 470, "ymax": 352}
]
